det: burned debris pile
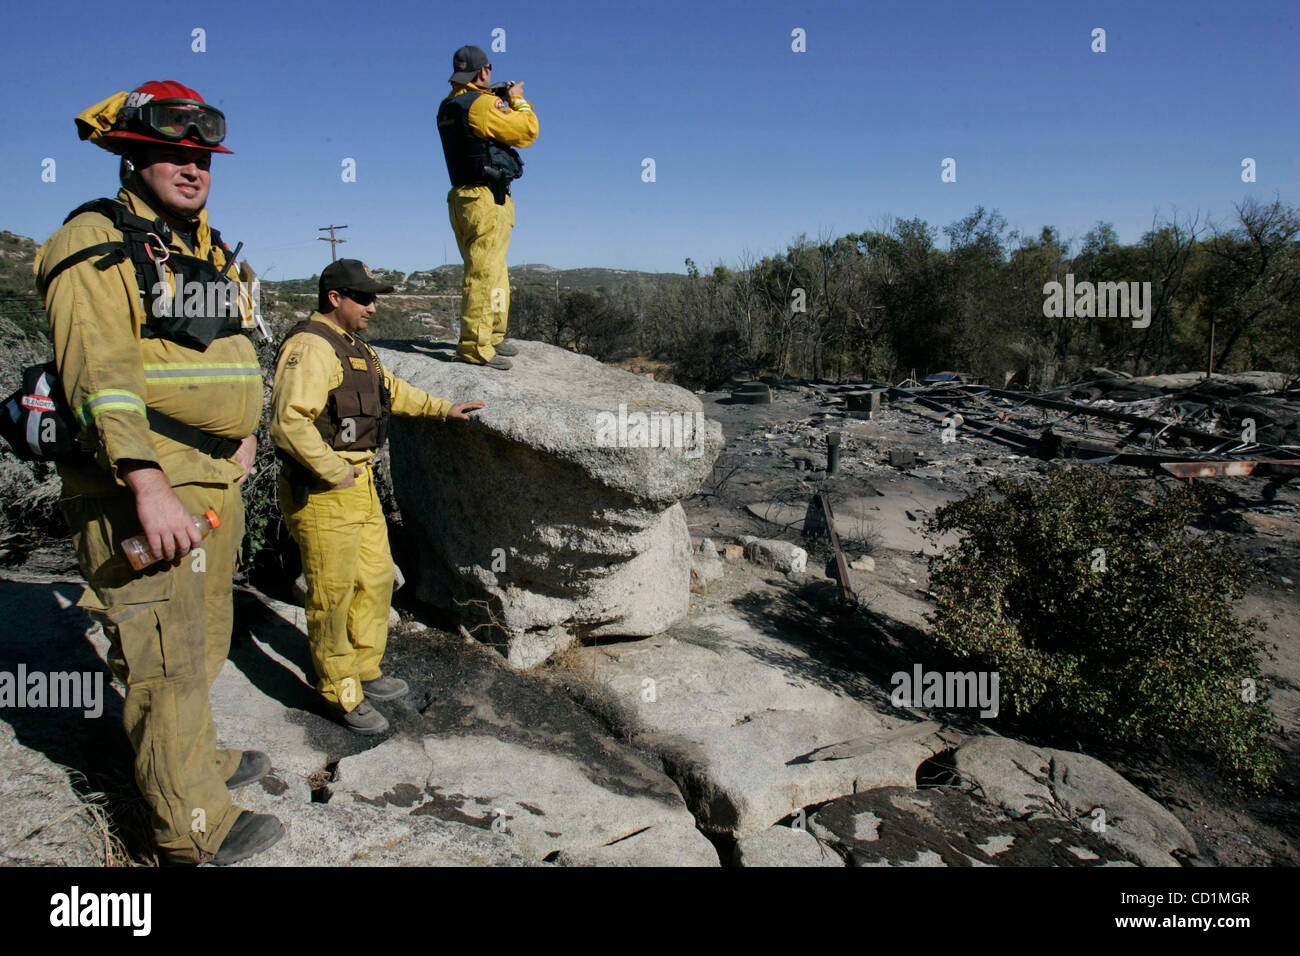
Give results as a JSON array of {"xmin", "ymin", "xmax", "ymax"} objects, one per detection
[{"xmin": 827, "ymin": 370, "xmax": 1300, "ymax": 481}]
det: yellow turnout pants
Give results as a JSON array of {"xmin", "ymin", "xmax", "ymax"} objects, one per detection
[
  {"xmin": 448, "ymin": 185, "xmax": 514, "ymax": 363},
  {"xmin": 64, "ymin": 481, "xmax": 245, "ymax": 864},
  {"xmin": 278, "ymin": 463, "xmax": 393, "ymax": 711}
]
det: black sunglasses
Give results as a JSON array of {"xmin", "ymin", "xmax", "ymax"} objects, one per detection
[{"xmin": 340, "ymin": 289, "xmax": 376, "ymax": 306}]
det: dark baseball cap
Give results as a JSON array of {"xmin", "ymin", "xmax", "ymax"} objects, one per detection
[
  {"xmin": 450, "ymin": 45, "xmax": 489, "ymax": 83},
  {"xmin": 319, "ymin": 259, "xmax": 395, "ymax": 295}
]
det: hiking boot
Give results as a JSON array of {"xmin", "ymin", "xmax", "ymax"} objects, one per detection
[
  {"xmin": 225, "ymin": 750, "xmax": 272, "ymax": 790},
  {"xmin": 361, "ymin": 676, "xmax": 409, "ymax": 701},
  {"xmin": 493, "ymin": 339, "xmax": 520, "ymax": 357},
  {"xmin": 340, "ymin": 699, "xmax": 390, "ymax": 735},
  {"xmin": 211, "ymin": 811, "xmax": 285, "ymax": 866}
]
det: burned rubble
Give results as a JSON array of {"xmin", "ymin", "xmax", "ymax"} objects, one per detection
[{"xmin": 661, "ymin": 369, "xmax": 1299, "ymax": 865}]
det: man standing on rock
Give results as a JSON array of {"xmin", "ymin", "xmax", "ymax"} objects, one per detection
[
  {"xmin": 271, "ymin": 260, "xmax": 484, "ymax": 734},
  {"xmin": 34, "ymin": 81, "xmax": 283, "ymax": 865},
  {"xmin": 436, "ymin": 44, "xmax": 539, "ymax": 371}
]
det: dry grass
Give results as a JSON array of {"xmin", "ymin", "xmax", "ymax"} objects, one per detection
[
  {"xmin": 0, "ymin": 765, "xmax": 143, "ymax": 867},
  {"xmin": 76, "ymin": 768, "xmax": 160, "ymax": 867},
  {"xmin": 545, "ymin": 642, "xmax": 644, "ymax": 745}
]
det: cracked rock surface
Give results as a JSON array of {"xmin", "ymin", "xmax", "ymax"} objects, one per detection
[{"xmin": 569, "ymin": 612, "xmax": 950, "ymax": 839}]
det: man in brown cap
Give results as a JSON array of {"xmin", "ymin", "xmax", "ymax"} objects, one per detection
[{"xmin": 271, "ymin": 260, "xmax": 484, "ymax": 733}]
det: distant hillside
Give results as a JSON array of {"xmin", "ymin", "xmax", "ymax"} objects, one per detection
[
  {"xmin": 0, "ymin": 227, "xmax": 684, "ymax": 346},
  {"xmin": 264, "ymin": 262, "xmax": 686, "ymax": 341},
  {"xmin": 269, "ymin": 263, "xmax": 683, "ymax": 295},
  {"xmin": 0, "ymin": 231, "xmax": 45, "ymax": 341}
]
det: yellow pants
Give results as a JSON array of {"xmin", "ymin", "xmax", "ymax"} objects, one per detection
[
  {"xmin": 278, "ymin": 463, "xmax": 393, "ymax": 711},
  {"xmin": 63, "ymin": 481, "xmax": 245, "ymax": 864},
  {"xmin": 448, "ymin": 185, "xmax": 514, "ymax": 363}
]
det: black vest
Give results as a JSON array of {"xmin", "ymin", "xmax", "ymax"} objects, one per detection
[
  {"xmin": 437, "ymin": 90, "xmax": 490, "ymax": 188},
  {"xmin": 436, "ymin": 90, "xmax": 524, "ymax": 192}
]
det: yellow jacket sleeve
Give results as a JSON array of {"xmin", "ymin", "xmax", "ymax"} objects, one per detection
[
  {"xmin": 382, "ymin": 363, "xmax": 452, "ymax": 421},
  {"xmin": 467, "ymin": 91, "xmax": 539, "ymax": 147},
  {"xmin": 36, "ymin": 217, "xmax": 157, "ymax": 481},
  {"xmin": 270, "ymin": 334, "xmax": 354, "ymax": 486}
]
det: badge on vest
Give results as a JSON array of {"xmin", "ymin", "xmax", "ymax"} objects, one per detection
[{"xmin": 349, "ymin": 357, "xmax": 369, "ymax": 371}]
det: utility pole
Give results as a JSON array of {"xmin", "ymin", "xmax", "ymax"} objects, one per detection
[
  {"xmin": 317, "ymin": 224, "xmax": 349, "ymax": 262},
  {"xmin": 1206, "ymin": 315, "xmax": 1216, "ymax": 379}
]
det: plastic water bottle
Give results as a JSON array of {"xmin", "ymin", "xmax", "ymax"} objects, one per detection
[{"xmin": 121, "ymin": 510, "xmax": 220, "ymax": 571}]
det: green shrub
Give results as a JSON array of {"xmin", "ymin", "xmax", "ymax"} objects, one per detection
[{"xmin": 924, "ymin": 468, "xmax": 1279, "ymax": 789}]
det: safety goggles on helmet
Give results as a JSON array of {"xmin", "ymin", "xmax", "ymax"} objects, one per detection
[{"xmin": 117, "ymin": 99, "xmax": 227, "ymax": 147}]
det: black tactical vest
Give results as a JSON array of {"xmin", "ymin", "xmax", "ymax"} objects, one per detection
[
  {"xmin": 41, "ymin": 197, "xmax": 244, "ymax": 351},
  {"xmin": 436, "ymin": 90, "xmax": 524, "ymax": 194}
]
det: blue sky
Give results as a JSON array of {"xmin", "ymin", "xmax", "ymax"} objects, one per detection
[{"xmin": 1, "ymin": 0, "xmax": 1295, "ymax": 279}]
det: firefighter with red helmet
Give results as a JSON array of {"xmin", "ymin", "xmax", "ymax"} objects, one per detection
[{"xmin": 34, "ymin": 81, "xmax": 282, "ymax": 865}]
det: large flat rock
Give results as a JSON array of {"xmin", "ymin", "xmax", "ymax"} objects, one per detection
[
  {"xmin": 374, "ymin": 339, "xmax": 725, "ymax": 667},
  {"xmin": 0, "ymin": 579, "xmax": 454, "ymax": 866},
  {"xmin": 332, "ymin": 733, "xmax": 717, "ymax": 866},
  {"xmin": 568, "ymin": 613, "xmax": 950, "ymax": 838},
  {"xmin": 952, "ymin": 735, "xmax": 1198, "ymax": 867},
  {"xmin": 230, "ymin": 768, "xmax": 536, "ymax": 867}
]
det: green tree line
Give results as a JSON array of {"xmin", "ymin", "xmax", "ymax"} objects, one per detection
[{"xmin": 510, "ymin": 197, "xmax": 1300, "ymax": 389}]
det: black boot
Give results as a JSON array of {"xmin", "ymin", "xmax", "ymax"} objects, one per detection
[
  {"xmin": 225, "ymin": 750, "xmax": 272, "ymax": 790},
  {"xmin": 211, "ymin": 811, "xmax": 285, "ymax": 865}
]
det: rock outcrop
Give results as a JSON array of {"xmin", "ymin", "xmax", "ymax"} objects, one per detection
[
  {"xmin": 806, "ymin": 787, "xmax": 1138, "ymax": 866},
  {"xmin": 951, "ymin": 735, "xmax": 1198, "ymax": 867},
  {"xmin": 374, "ymin": 340, "xmax": 724, "ymax": 668},
  {"xmin": 568, "ymin": 613, "xmax": 951, "ymax": 838}
]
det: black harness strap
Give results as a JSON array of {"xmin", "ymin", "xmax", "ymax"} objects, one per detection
[
  {"xmin": 40, "ymin": 199, "xmax": 160, "ymax": 296},
  {"xmin": 39, "ymin": 241, "xmax": 127, "ymax": 294},
  {"xmin": 145, "ymin": 408, "xmax": 241, "ymax": 460}
]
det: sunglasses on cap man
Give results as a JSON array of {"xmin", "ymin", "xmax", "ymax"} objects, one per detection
[
  {"xmin": 118, "ymin": 98, "xmax": 227, "ymax": 147},
  {"xmin": 338, "ymin": 289, "xmax": 377, "ymax": 306}
]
